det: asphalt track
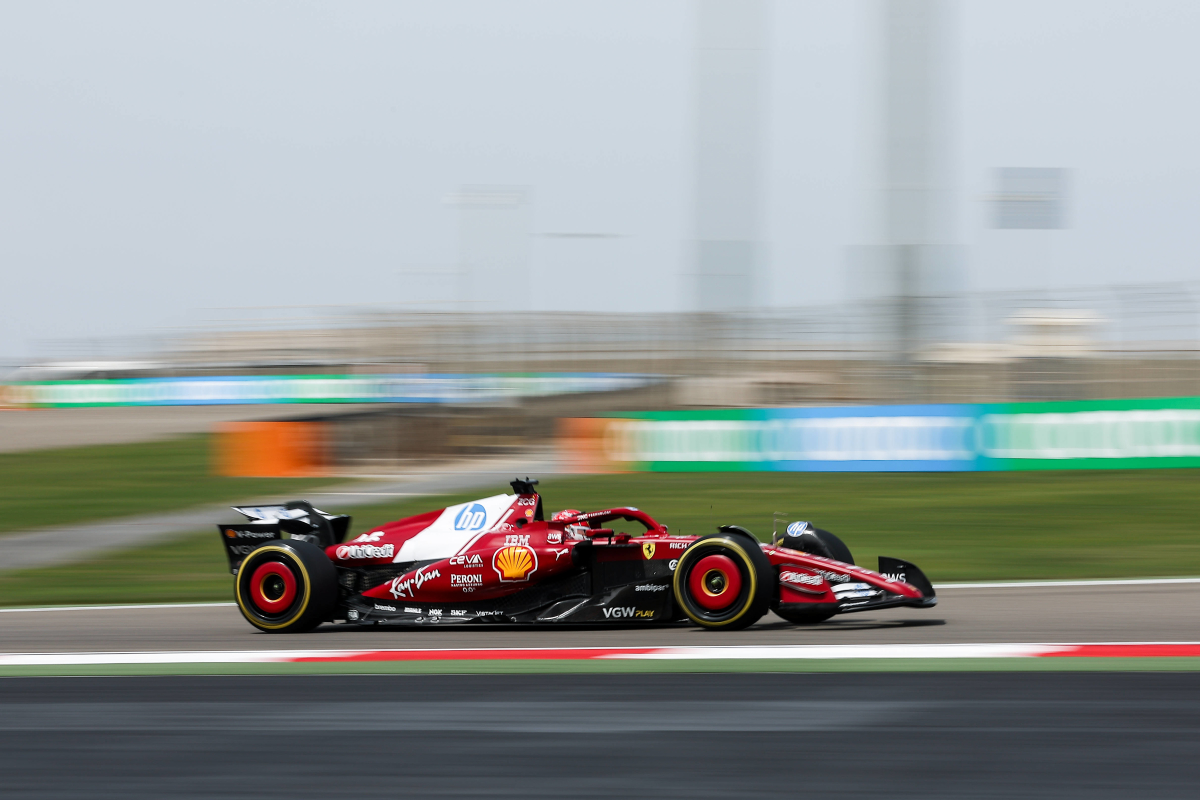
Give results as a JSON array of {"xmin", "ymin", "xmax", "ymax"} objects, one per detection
[
  {"xmin": 1, "ymin": 671, "xmax": 1198, "ymax": 798},
  {"xmin": 3, "ymin": 580, "xmax": 1199, "ymax": 652}
]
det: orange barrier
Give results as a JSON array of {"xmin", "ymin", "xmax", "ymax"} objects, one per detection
[
  {"xmin": 555, "ymin": 417, "xmax": 627, "ymax": 474},
  {"xmin": 214, "ymin": 421, "xmax": 328, "ymax": 477}
]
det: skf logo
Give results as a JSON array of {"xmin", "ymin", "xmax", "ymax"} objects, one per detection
[
  {"xmin": 642, "ymin": 541, "xmax": 656, "ymax": 560},
  {"xmin": 493, "ymin": 545, "xmax": 538, "ymax": 582}
]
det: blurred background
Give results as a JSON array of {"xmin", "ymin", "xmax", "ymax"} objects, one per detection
[
  {"xmin": 3, "ymin": 0, "xmax": 1200, "ymax": 595},
  {"xmin": 6, "ymin": 0, "xmax": 1200, "ymax": 473},
  {"xmin": 4, "ymin": 9, "xmax": 1200, "ymax": 798}
]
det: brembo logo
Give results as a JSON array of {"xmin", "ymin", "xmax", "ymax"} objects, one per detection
[
  {"xmin": 493, "ymin": 545, "xmax": 537, "ymax": 582},
  {"xmin": 335, "ymin": 544, "xmax": 395, "ymax": 560},
  {"xmin": 454, "ymin": 503, "xmax": 488, "ymax": 531}
]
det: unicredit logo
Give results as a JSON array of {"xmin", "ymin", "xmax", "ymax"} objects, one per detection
[{"xmin": 335, "ymin": 544, "xmax": 395, "ymax": 560}]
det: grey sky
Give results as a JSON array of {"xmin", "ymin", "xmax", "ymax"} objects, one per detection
[{"xmin": 2, "ymin": 1, "xmax": 1199, "ymax": 359}]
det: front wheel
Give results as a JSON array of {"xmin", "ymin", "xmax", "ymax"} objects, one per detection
[
  {"xmin": 235, "ymin": 540, "xmax": 337, "ymax": 633},
  {"xmin": 673, "ymin": 535, "xmax": 773, "ymax": 630}
]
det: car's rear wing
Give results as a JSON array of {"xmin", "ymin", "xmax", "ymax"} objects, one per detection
[{"xmin": 217, "ymin": 501, "xmax": 351, "ymax": 575}]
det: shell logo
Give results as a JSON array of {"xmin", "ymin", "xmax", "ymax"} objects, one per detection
[{"xmin": 493, "ymin": 545, "xmax": 538, "ymax": 582}]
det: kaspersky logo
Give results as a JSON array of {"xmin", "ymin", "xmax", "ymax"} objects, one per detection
[{"xmin": 493, "ymin": 545, "xmax": 537, "ymax": 582}]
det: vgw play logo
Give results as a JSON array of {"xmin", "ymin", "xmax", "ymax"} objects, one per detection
[{"xmin": 454, "ymin": 503, "xmax": 488, "ymax": 531}]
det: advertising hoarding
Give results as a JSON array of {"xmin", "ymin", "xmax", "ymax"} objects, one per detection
[{"xmin": 561, "ymin": 397, "xmax": 1200, "ymax": 472}]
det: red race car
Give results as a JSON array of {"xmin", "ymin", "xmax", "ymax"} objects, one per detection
[{"xmin": 219, "ymin": 479, "xmax": 936, "ymax": 633}]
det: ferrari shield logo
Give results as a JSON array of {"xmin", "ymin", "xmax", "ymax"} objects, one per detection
[{"xmin": 642, "ymin": 541, "xmax": 656, "ymax": 560}]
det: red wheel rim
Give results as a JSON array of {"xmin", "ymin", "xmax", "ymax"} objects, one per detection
[
  {"xmin": 249, "ymin": 561, "xmax": 297, "ymax": 614},
  {"xmin": 687, "ymin": 554, "xmax": 742, "ymax": 611}
]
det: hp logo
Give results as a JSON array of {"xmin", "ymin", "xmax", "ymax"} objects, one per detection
[
  {"xmin": 786, "ymin": 521, "xmax": 811, "ymax": 537},
  {"xmin": 454, "ymin": 503, "xmax": 488, "ymax": 531}
]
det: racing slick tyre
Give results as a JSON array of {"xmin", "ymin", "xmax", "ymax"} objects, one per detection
[
  {"xmin": 789, "ymin": 527, "xmax": 855, "ymax": 566},
  {"xmin": 812, "ymin": 528, "xmax": 854, "ymax": 566},
  {"xmin": 673, "ymin": 535, "xmax": 773, "ymax": 631},
  {"xmin": 235, "ymin": 540, "xmax": 337, "ymax": 633}
]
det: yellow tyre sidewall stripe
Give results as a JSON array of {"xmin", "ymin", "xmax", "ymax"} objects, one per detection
[
  {"xmin": 673, "ymin": 537, "xmax": 759, "ymax": 628},
  {"xmin": 235, "ymin": 544, "xmax": 313, "ymax": 631}
]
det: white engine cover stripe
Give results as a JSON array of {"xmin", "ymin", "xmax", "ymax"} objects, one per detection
[{"xmin": 394, "ymin": 494, "xmax": 516, "ymax": 563}]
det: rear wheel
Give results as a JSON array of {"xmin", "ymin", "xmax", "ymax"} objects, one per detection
[
  {"xmin": 673, "ymin": 535, "xmax": 772, "ymax": 630},
  {"xmin": 235, "ymin": 540, "xmax": 337, "ymax": 633}
]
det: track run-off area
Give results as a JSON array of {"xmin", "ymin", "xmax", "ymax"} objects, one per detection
[{"xmin": 4, "ymin": 580, "xmax": 1200, "ymax": 798}]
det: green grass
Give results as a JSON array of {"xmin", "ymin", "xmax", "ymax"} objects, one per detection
[
  {"xmin": 1, "ymin": 469, "xmax": 1199, "ymax": 607},
  {"xmin": 0, "ymin": 435, "xmax": 328, "ymax": 534}
]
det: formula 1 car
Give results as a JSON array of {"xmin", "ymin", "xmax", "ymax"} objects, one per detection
[{"xmin": 218, "ymin": 479, "xmax": 936, "ymax": 633}]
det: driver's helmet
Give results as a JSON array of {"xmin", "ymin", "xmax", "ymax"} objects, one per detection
[
  {"xmin": 564, "ymin": 525, "xmax": 590, "ymax": 541},
  {"xmin": 551, "ymin": 509, "xmax": 582, "ymax": 522}
]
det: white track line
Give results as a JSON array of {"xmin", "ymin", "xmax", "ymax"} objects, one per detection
[
  {"xmin": 936, "ymin": 577, "xmax": 1200, "ymax": 589},
  {"xmin": 605, "ymin": 644, "xmax": 1060, "ymax": 660},
  {"xmin": 0, "ymin": 602, "xmax": 235, "ymax": 614},
  {"xmin": 0, "ymin": 650, "xmax": 363, "ymax": 665},
  {"xmin": 3, "ymin": 642, "xmax": 1198, "ymax": 666}
]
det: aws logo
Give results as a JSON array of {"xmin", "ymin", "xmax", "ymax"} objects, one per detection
[
  {"xmin": 454, "ymin": 503, "xmax": 488, "ymax": 531},
  {"xmin": 493, "ymin": 545, "xmax": 537, "ymax": 582}
]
